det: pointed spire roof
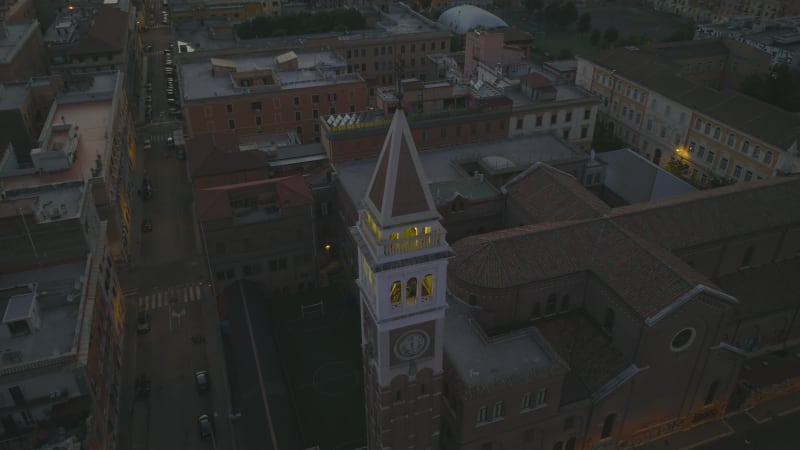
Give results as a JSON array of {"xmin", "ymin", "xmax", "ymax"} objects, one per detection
[{"xmin": 364, "ymin": 109, "xmax": 440, "ymax": 227}]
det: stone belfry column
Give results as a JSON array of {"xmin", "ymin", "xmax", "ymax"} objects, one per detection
[{"xmin": 351, "ymin": 108, "xmax": 452, "ymax": 449}]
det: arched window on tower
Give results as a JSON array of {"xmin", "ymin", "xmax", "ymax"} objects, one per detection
[
  {"xmin": 421, "ymin": 274, "xmax": 434, "ymax": 302},
  {"xmin": 406, "ymin": 278, "xmax": 418, "ymax": 305},
  {"xmin": 403, "ymin": 227, "xmax": 418, "ymax": 238},
  {"xmin": 390, "ymin": 281, "xmax": 402, "ymax": 309}
]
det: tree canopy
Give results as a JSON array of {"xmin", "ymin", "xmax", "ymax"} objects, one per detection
[
  {"xmin": 577, "ymin": 12, "xmax": 591, "ymax": 35},
  {"xmin": 237, "ymin": 9, "xmax": 368, "ymax": 39},
  {"xmin": 544, "ymin": 1, "xmax": 578, "ymax": 28}
]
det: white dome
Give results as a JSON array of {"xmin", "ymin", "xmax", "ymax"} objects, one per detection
[{"xmin": 437, "ymin": 5, "xmax": 508, "ymax": 34}]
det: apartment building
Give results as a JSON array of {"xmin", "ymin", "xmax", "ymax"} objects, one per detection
[
  {"xmin": 472, "ymin": 62, "xmax": 600, "ymax": 151},
  {"xmin": 320, "ymin": 79, "xmax": 512, "ymax": 163},
  {"xmin": 0, "ymin": 182, "xmax": 123, "ymax": 450},
  {"xmin": 462, "ymin": 27, "xmax": 533, "ymax": 82},
  {"xmin": 174, "ymin": 3, "xmax": 452, "ymax": 99},
  {"xmin": 43, "ymin": 4, "xmax": 141, "ymax": 105},
  {"xmin": 576, "ymin": 47, "xmax": 800, "ymax": 185},
  {"xmin": 196, "ymin": 175, "xmax": 318, "ymax": 296},
  {"xmin": 647, "ymin": 0, "xmax": 797, "ymax": 22},
  {"xmin": 0, "ymin": 76, "xmax": 64, "ymax": 167},
  {"xmin": 168, "ymin": 0, "xmax": 277, "ymax": 21},
  {"xmin": 179, "ymin": 51, "xmax": 369, "ymax": 142},
  {"xmin": 0, "ymin": 71, "xmax": 137, "ymax": 263},
  {"xmin": 0, "ymin": 20, "xmax": 48, "ymax": 83}
]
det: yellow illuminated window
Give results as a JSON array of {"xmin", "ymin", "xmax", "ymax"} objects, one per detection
[
  {"xmin": 391, "ymin": 281, "xmax": 402, "ymax": 307},
  {"xmin": 390, "ymin": 232, "xmax": 400, "ymax": 240},
  {"xmin": 422, "ymin": 274, "xmax": 433, "ymax": 298},
  {"xmin": 366, "ymin": 212, "xmax": 381, "ymax": 239},
  {"xmin": 361, "ymin": 256, "xmax": 374, "ymax": 287},
  {"xmin": 423, "ymin": 226, "xmax": 432, "ymax": 234},
  {"xmin": 406, "ymin": 278, "xmax": 418, "ymax": 305},
  {"xmin": 403, "ymin": 227, "xmax": 418, "ymax": 238}
]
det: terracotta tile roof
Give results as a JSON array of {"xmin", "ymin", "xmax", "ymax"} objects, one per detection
[
  {"xmin": 450, "ymin": 219, "xmax": 707, "ymax": 319},
  {"xmin": 186, "ymin": 132, "xmax": 269, "ymax": 178},
  {"xmin": 648, "ymin": 40, "xmax": 730, "ymax": 61},
  {"xmin": 194, "ymin": 175, "xmax": 312, "ymax": 221},
  {"xmin": 581, "ymin": 48, "xmax": 800, "ymax": 149},
  {"xmin": 69, "ymin": 6, "xmax": 127, "ymax": 56},
  {"xmin": 364, "ymin": 109, "xmax": 440, "ymax": 227},
  {"xmin": 536, "ymin": 312, "xmax": 629, "ymax": 392},
  {"xmin": 504, "ymin": 163, "xmax": 610, "ymax": 223},
  {"xmin": 503, "ymin": 27, "xmax": 533, "ymax": 43},
  {"xmin": 714, "ymin": 257, "xmax": 800, "ymax": 318},
  {"xmin": 519, "ymin": 72, "xmax": 553, "ymax": 88},
  {"xmin": 610, "ymin": 175, "xmax": 800, "ymax": 251}
]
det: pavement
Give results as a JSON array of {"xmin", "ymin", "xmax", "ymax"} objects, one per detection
[
  {"xmin": 115, "ymin": 11, "xmax": 237, "ymax": 450},
  {"xmin": 633, "ymin": 391, "xmax": 800, "ymax": 449}
]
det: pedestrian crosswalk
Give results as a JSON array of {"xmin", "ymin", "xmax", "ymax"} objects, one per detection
[
  {"xmin": 137, "ymin": 283, "xmax": 206, "ymax": 312},
  {"xmin": 147, "ymin": 133, "xmax": 172, "ymax": 144}
]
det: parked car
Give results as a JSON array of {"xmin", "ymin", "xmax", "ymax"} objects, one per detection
[
  {"xmin": 137, "ymin": 311, "xmax": 150, "ymax": 334},
  {"xmin": 143, "ymin": 139, "xmax": 152, "ymax": 150},
  {"xmin": 144, "ymin": 44, "xmax": 153, "ymax": 52},
  {"xmin": 194, "ymin": 370, "xmax": 210, "ymax": 392},
  {"xmin": 141, "ymin": 219, "xmax": 153, "ymax": 233},
  {"xmin": 167, "ymin": 136, "xmax": 175, "ymax": 148},
  {"xmin": 197, "ymin": 414, "xmax": 214, "ymax": 440}
]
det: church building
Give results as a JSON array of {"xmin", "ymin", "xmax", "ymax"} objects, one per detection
[{"xmin": 350, "ymin": 108, "xmax": 800, "ymax": 450}]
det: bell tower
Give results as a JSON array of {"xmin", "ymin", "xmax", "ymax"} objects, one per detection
[{"xmin": 352, "ymin": 109, "xmax": 452, "ymax": 450}]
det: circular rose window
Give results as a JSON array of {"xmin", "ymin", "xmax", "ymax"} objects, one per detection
[{"xmin": 670, "ymin": 328, "xmax": 696, "ymax": 352}]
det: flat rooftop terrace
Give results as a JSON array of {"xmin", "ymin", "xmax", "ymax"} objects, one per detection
[
  {"xmin": 444, "ymin": 298, "xmax": 565, "ymax": 388},
  {"xmin": 2, "ymin": 181, "xmax": 86, "ymax": 223},
  {"xmin": 173, "ymin": 4, "xmax": 447, "ymax": 53},
  {"xmin": 0, "ymin": 81, "xmax": 30, "ymax": 111},
  {"xmin": 1, "ymin": 100, "xmax": 112, "ymax": 190},
  {"xmin": 0, "ymin": 260, "xmax": 88, "ymax": 371},
  {"xmin": 335, "ymin": 132, "xmax": 584, "ymax": 210},
  {"xmin": 0, "ymin": 21, "xmax": 36, "ymax": 64},
  {"xmin": 179, "ymin": 52, "xmax": 361, "ymax": 101}
]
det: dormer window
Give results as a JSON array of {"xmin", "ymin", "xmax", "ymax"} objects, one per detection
[{"xmin": 406, "ymin": 278, "xmax": 418, "ymax": 305}]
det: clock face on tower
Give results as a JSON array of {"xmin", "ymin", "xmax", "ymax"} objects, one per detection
[{"xmin": 393, "ymin": 329, "xmax": 430, "ymax": 360}]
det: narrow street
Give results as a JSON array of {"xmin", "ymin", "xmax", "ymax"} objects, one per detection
[{"xmin": 114, "ymin": 3, "xmax": 237, "ymax": 449}]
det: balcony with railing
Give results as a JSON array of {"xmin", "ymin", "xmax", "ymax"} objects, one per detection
[{"xmin": 359, "ymin": 211, "xmax": 443, "ymax": 258}]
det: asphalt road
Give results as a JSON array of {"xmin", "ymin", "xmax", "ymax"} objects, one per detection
[
  {"xmin": 695, "ymin": 409, "xmax": 800, "ymax": 450},
  {"xmin": 135, "ymin": 302, "xmax": 213, "ymax": 450},
  {"xmin": 117, "ymin": 5, "xmax": 236, "ymax": 450}
]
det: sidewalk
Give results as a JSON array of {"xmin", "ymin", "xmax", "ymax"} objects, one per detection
[
  {"xmin": 632, "ymin": 420, "xmax": 733, "ymax": 450},
  {"xmin": 114, "ymin": 281, "xmax": 143, "ymax": 450},
  {"xmin": 202, "ymin": 291, "xmax": 238, "ymax": 450},
  {"xmin": 745, "ymin": 390, "xmax": 800, "ymax": 424},
  {"xmin": 633, "ymin": 390, "xmax": 800, "ymax": 449}
]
